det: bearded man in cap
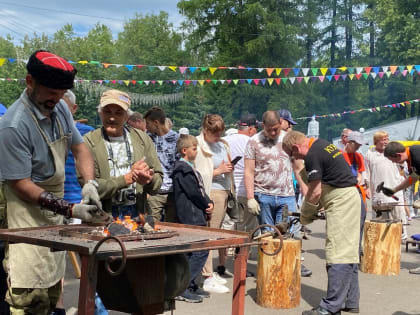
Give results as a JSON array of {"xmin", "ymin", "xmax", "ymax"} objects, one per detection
[{"xmin": 0, "ymin": 50, "xmax": 109, "ymax": 314}]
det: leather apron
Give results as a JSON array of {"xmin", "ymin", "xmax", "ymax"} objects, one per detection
[{"xmin": 4, "ymin": 101, "xmax": 70, "ymax": 288}]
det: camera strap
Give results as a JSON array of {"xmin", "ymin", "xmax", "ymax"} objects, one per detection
[{"xmin": 102, "ymin": 126, "xmax": 133, "ymax": 167}]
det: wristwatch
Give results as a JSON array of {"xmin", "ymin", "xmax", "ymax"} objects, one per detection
[{"xmin": 87, "ymin": 179, "xmax": 99, "ymax": 188}]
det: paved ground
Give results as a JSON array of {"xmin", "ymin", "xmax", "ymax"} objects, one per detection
[{"xmin": 63, "ymin": 209, "xmax": 420, "ymax": 315}]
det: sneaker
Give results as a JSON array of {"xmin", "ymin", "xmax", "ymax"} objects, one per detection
[
  {"xmin": 301, "ymin": 264, "xmax": 312, "ymax": 277},
  {"xmin": 175, "ymin": 289, "xmax": 203, "ymax": 303},
  {"xmin": 215, "ymin": 265, "xmax": 226, "ymax": 276},
  {"xmin": 192, "ymin": 286, "xmax": 210, "ymax": 298},
  {"xmin": 302, "ymin": 306, "xmax": 341, "ymax": 315},
  {"xmin": 212, "ymin": 272, "xmax": 228, "ymax": 284},
  {"xmin": 409, "ymin": 266, "xmax": 420, "ymax": 274},
  {"xmin": 203, "ymin": 277, "xmax": 230, "ymax": 293}
]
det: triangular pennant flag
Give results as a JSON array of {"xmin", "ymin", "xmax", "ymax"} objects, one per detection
[
  {"xmin": 372, "ymin": 66, "xmax": 380, "ymax": 74},
  {"xmin": 281, "ymin": 78, "xmax": 288, "ymax": 84},
  {"xmin": 304, "ymin": 76, "xmax": 310, "ymax": 84},
  {"xmin": 209, "ymin": 67, "xmax": 217, "ymax": 75},
  {"xmin": 117, "ymin": 80, "xmax": 123, "ymax": 85},
  {"xmin": 158, "ymin": 80, "xmax": 163, "ymax": 85},
  {"xmin": 283, "ymin": 68, "xmax": 291, "ymax": 76},
  {"xmin": 104, "ymin": 80, "xmax": 110, "ymax": 84},
  {"xmin": 326, "ymin": 75, "xmax": 333, "ymax": 81},
  {"xmin": 390, "ymin": 66, "xmax": 397, "ymax": 74},
  {"xmin": 297, "ymin": 77, "xmax": 303, "ymax": 83},
  {"xmin": 355, "ymin": 73, "xmax": 362, "ymax": 80},
  {"xmin": 136, "ymin": 65, "xmax": 144, "ymax": 70},
  {"xmin": 198, "ymin": 80, "xmax": 205, "ymax": 86},
  {"xmin": 125, "ymin": 65, "xmax": 134, "ymax": 71},
  {"xmin": 237, "ymin": 65, "xmax": 245, "ymax": 70},
  {"xmin": 151, "ymin": 80, "xmax": 156, "ymax": 85},
  {"xmin": 289, "ymin": 77, "xmax": 296, "ymax": 84},
  {"xmin": 362, "ymin": 73, "xmax": 369, "ymax": 79},
  {"xmin": 275, "ymin": 68, "xmax": 282, "ymax": 76},
  {"xmin": 247, "ymin": 79, "xmax": 253, "ymax": 85},
  {"xmin": 246, "ymin": 67, "xmax": 253, "ymax": 71},
  {"xmin": 168, "ymin": 66, "xmax": 177, "ymax": 72},
  {"xmin": 212, "ymin": 80, "xmax": 218, "ymax": 85},
  {"xmin": 386, "ymin": 71, "xmax": 392, "ymax": 78},
  {"xmin": 341, "ymin": 74, "xmax": 347, "ymax": 80},
  {"xmin": 293, "ymin": 68, "xmax": 300, "ymax": 76},
  {"xmin": 178, "ymin": 80, "xmax": 184, "ymax": 86},
  {"xmin": 218, "ymin": 66, "xmax": 227, "ymax": 70},
  {"xmin": 370, "ymin": 72, "xmax": 377, "ymax": 79},
  {"xmin": 338, "ymin": 66, "xmax": 347, "ymax": 71},
  {"xmin": 334, "ymin": 75, "xmax": 340, "ymax": 81},
  {"xmin": 260, "ymin": 79, "xmax": 266, "ymax": 85},
  {"xmin": 185, "ymin": 80, "xmax": 191, "ymax": 86},
  {"xmin": 158, "ymin": 66, "xmax": 166, "ymax": 71},
  {"xmin": 409, "ymin": 69, "xmax": 415, "ymax": 76},
  {"xmin": 200, "ymin": 67, "xmax": 208, "ymax": 72},
  {"xmin": 189, "ymin": 67, "xmax": 197, "ymax": 73},
  {"xmin": 192, "ymin": 80, "xmax": 197, "ymax": 86},
  {"xmin": 382, "ymin": 66, "xmax": 388, "ymax": 72},
  {"xmin": 115, "ymin": 64, "xmax": 122, "ymax": 68},
  {"xmin": 274, "ymin": 78, "xmax": 281, "ymax": 85},
  {"xmin": 329, "ymin": 68, "xmax": 336, "ymax": 75},
  {"xmin": 96, "ymin": 80, "xmax": 103, "ymax": 84},
  {"xmin": 257, "ymin": 68, "xmax": 264, "ymax": 73},
  {"xmin": 318, "ymin": 76, "xmax": 325, "ymax": 82},
  {"xmin": 364, "ymin": 67, "xmax": 372, "ymax": 74},
  {"xmin": 398, "ymin": 66, "xmax": 405, "ymax": 72},
  {"xmin": 123, "ymin": 80, "xmax": 130, "ymax": 86},
  {"xmin": 266, "ymin": 68, "xmax": 274, "ymax": 76},
  {"xmin": 89, "ymin": 61, "xmax": 100, "ymax": 65},
  {"xmin": 131, "ymin": 80, "xmax": 137, "ymax": 85},
  {"xmin": 356, "ymin": 67, "xmax": 363, "ymax": 74},
  {"xmin": 376, "ymin": 107, "xmax": 380, "ymax": 111},
  {"xmin": 111, "ymin": 80, "xmax": 117, "ymax": 84},
  {"xmin": 103, "ymin": 63, "xmax": 111, "ymax": 68},
  {"xmin": 220, "ymin": 80, "xmax": 225, "ymax": 85},
  {"xmin": 267, "ymin": 78, "xmax": 274, "ymax": 86},
  {"xmin": 302, "ymin": 68, "xmax": 310, "ymax": 76},
  {"xmin": 226, "ymin": 79, "xmax": 232, "ymax": 84},
  {"xmin": 347, "ymin": 67, "xmax": 355, "ymax": 74},
  {"xmin": 179, "ymin": 66, "xmax": 188, "ymax": 74},
  {"xmin": 233, "ymin": 80, "xmax": 239, "ymax": 85},
  {"xmin": 0, "ymin": 58, "xmax": 5, "ymax": 67},
  {"xmin": 144, "ymin": 81, "xmax": 150, "ymax": 85},
  {"xmin": 311, "ymin": 68, "xmax": 318, "ymax": 76},
  {"xmin": 349, "ymin": 74, "xmax": 354, "ymax": 80},
  {"xmin": 378, "ymin": 72, "xmax": 384, "ymax": 79},
  {"xmin": 205, "ymin": 79, "xmax": 211, "ymax": 84},
  {"xmin": 138, "ymin": 80, "xmax": 143, "ymax": 85},
  {"xmin": 402, "ymin": 70, "xmax": 408, "ymax": 77},
  {"xmin": 414, "ymin": 65, "xmax": 420, "ymax": 72},
  {"xmin": 78, "ymin": 60, "xmax": 88, "ymax": 65},
  {"xmin": 320, "ymin": 68, "xmax": 328, "ymax": 76},
  {"xmin": 148, "ymin": 66, "xmax": 155, "ymax": 72}
]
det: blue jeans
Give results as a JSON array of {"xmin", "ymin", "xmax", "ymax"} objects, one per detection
[{"xmin": 255, "ymin": 193, "xmax": 296, "ymax": 232}]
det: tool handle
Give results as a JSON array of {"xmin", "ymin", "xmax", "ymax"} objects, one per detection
[{"xmin": 392, "ymin": 195, "xmax": 399, "ymax": 201}]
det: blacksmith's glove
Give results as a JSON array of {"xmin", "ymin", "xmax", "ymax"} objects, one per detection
[
  {"xmin": 247, "ymin": 198, "xmax": 261, "ymax": 216},
  {"xmin": 71, "ymin": 204, "xmax": 112, "ymax": 223},
  {"xmin": 82, "ymin": 180, "xmax": 102, "ymax": 210},
  {"xmin": 300, "ymin": 199, "xmax": 320, "ymax": 225}
]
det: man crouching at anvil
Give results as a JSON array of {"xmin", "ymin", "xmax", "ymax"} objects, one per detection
[
  {"xmin": 80, "ymin": 89, "xmax": 163, "ymax": 219},
  {"xmin": 0, "ymin": 50, "xmax": 109, "ymax": 314},
  {"xmin": 282, "ymin": 131, "xmax": 361, "ymax": 315}
]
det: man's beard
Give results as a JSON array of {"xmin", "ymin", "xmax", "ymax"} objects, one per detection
[{"xmin": 28, "ymin": 89, "xmax": 56, "ymax": 115}]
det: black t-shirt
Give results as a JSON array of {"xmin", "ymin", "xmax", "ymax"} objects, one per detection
[
  {"xmin": 304, "ymin": 139, "xmax": 357, "ymax": 187},
  {"xmin": 409, "ymin": 145, "xmax": 420, "ymax": 174}
]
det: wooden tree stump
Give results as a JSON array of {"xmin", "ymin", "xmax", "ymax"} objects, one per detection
[
  {"xmin": 361, "ymin": 220, "xmax": 402, "ymax": 275},
  {"xmin": 256, "ymin": 238, "xmax": 301, "ymax": 309}
]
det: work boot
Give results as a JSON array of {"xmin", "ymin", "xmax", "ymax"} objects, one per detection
[
  {"xmin": 302, "ymin": 306, "xmax": 341, "ymax": 315},
  {"xmin": 301, "ymin": 264, "xmax": 312, "ymax": 277},
  {"xmin": 341, "ymin": 307, "xmax": 360, "ymax": 313}
]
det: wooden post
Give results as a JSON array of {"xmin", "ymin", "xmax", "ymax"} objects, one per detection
[
  {"xmin": 78, "ymin": 254, "xmax": 97, "ymax": 315},
  {"xmin": 256, "ymin": 238, "xmax": 301, "ymax": 309},
  {"xmin": 232, "ymin": 246, "xmax": 248, "ymax": 315},
  {"xmin": 361, "ymin": 220, "xmax": 402, "ymax": 275}
]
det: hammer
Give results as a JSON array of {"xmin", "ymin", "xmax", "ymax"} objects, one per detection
[{"xmin": 376, "ymin": 181, "xmax": 399, "ymax": 201}]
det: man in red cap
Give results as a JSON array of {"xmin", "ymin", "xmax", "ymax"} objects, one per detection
[{"xmin": 0, "ymin": 50, "xmax": 109, "ymax": 314}]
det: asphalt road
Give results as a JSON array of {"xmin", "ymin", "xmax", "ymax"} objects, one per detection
[{"xmin": 62, "ymin": 209, "xmax": 420, "ymax": 315}]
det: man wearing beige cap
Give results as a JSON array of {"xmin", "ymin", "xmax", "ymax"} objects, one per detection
[{"xmin": 81, "ymin": 89, "xmax": 163, "ymax": 218}]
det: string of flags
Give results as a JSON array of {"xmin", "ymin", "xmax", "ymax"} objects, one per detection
[
  {"xmin": 0, "ymin": 57, "xmax": 419, "ymax": 77},
  {"xmin": 0, "ymin": 70, "xmax": 418, "ymax": 87},
  {"xmin": 296, "ymin": 99, "xmax": 420, "ymax": 120}
]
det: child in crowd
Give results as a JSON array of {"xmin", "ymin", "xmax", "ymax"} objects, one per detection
[{"xmin": 172, "ymin": 135, "xmax": 214, "ymax": 303}]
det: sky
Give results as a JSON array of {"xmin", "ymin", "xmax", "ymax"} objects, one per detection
[{"xmin": 0, "ymin": 0, "xmax": 184, "ymax": 44}]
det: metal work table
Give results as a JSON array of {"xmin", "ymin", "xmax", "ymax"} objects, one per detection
[{"xmin": 0, "ymin": 222, "xmax": 251, "ymax": 315}]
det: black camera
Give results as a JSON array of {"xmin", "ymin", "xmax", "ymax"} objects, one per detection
[{"xmin": 116, "ymin": 188, "xmax": 136, "ymax": 204}]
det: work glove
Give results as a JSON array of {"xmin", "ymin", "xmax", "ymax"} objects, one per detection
[
  {"xmin": 413, "ymin": 199, "xmax": 420, "ymax": 209},
  {"xmin": 247, "ymin": 198, "xmax": 261, "ymax": 216},
  {"xmin": 300, "ymin": 199, "xmax": 320, "ymax": 225},
  {"xmin": 82, "ymin": 182, "xmax": 102, "ymax": 210},
  {"xmin": 71, "ymin": 204, "xmax": 110, "ymax": 223}
]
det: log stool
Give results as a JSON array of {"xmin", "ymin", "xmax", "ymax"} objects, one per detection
[
  {"xmin": 256, "ymin": 238, "xmax": 301, "ymax": 309},
  {"xmin": 360, "ymin": 220, "xmax": 402, "ymax": 275}
]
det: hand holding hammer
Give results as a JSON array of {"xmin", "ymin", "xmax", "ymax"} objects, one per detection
[{"xmin": 376, "ymin": 181, "xmax": 399, "ymax": 201}]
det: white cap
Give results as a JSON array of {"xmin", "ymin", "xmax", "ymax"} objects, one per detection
[
  {"xmin": 179, "ymin": 127, "xmax": 189, "ymax": 135},
  {"xmin": 348, "ymin": 131, "xmax": 368, "ymax": 145}
]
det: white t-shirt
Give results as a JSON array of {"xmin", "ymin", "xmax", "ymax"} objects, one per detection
[
  {"xmin": 365, "ymin": 147, "xmax": 404, "ymax": 205},
  {"xmin": 223, "ymin": 133, "xmax": 250, "ymax": 197}
]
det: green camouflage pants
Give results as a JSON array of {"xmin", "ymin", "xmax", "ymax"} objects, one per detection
[{"xmin": 5, "ymin": 280, "xmax": 61, "ymax": 315}]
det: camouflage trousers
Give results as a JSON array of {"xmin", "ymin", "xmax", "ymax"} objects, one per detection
[{"xmin": 5, "ymin": 280, "xmax": 61, "ymax": 315}]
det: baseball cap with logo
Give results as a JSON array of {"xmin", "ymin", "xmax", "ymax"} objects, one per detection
[
  {"xmin": 348, "ymin": 131, "xmax": 368, "ymax": 145},
  {"xmin": 99, "ymin": 89, "xmax": 131, "ymax": 111},
  {"xmin": 239, "ymin": 113, "xmax": 257, "ymax": 127},
  {"xmin": 278, "ymin": 109, "xmax": 297, "ymax": 125}
]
